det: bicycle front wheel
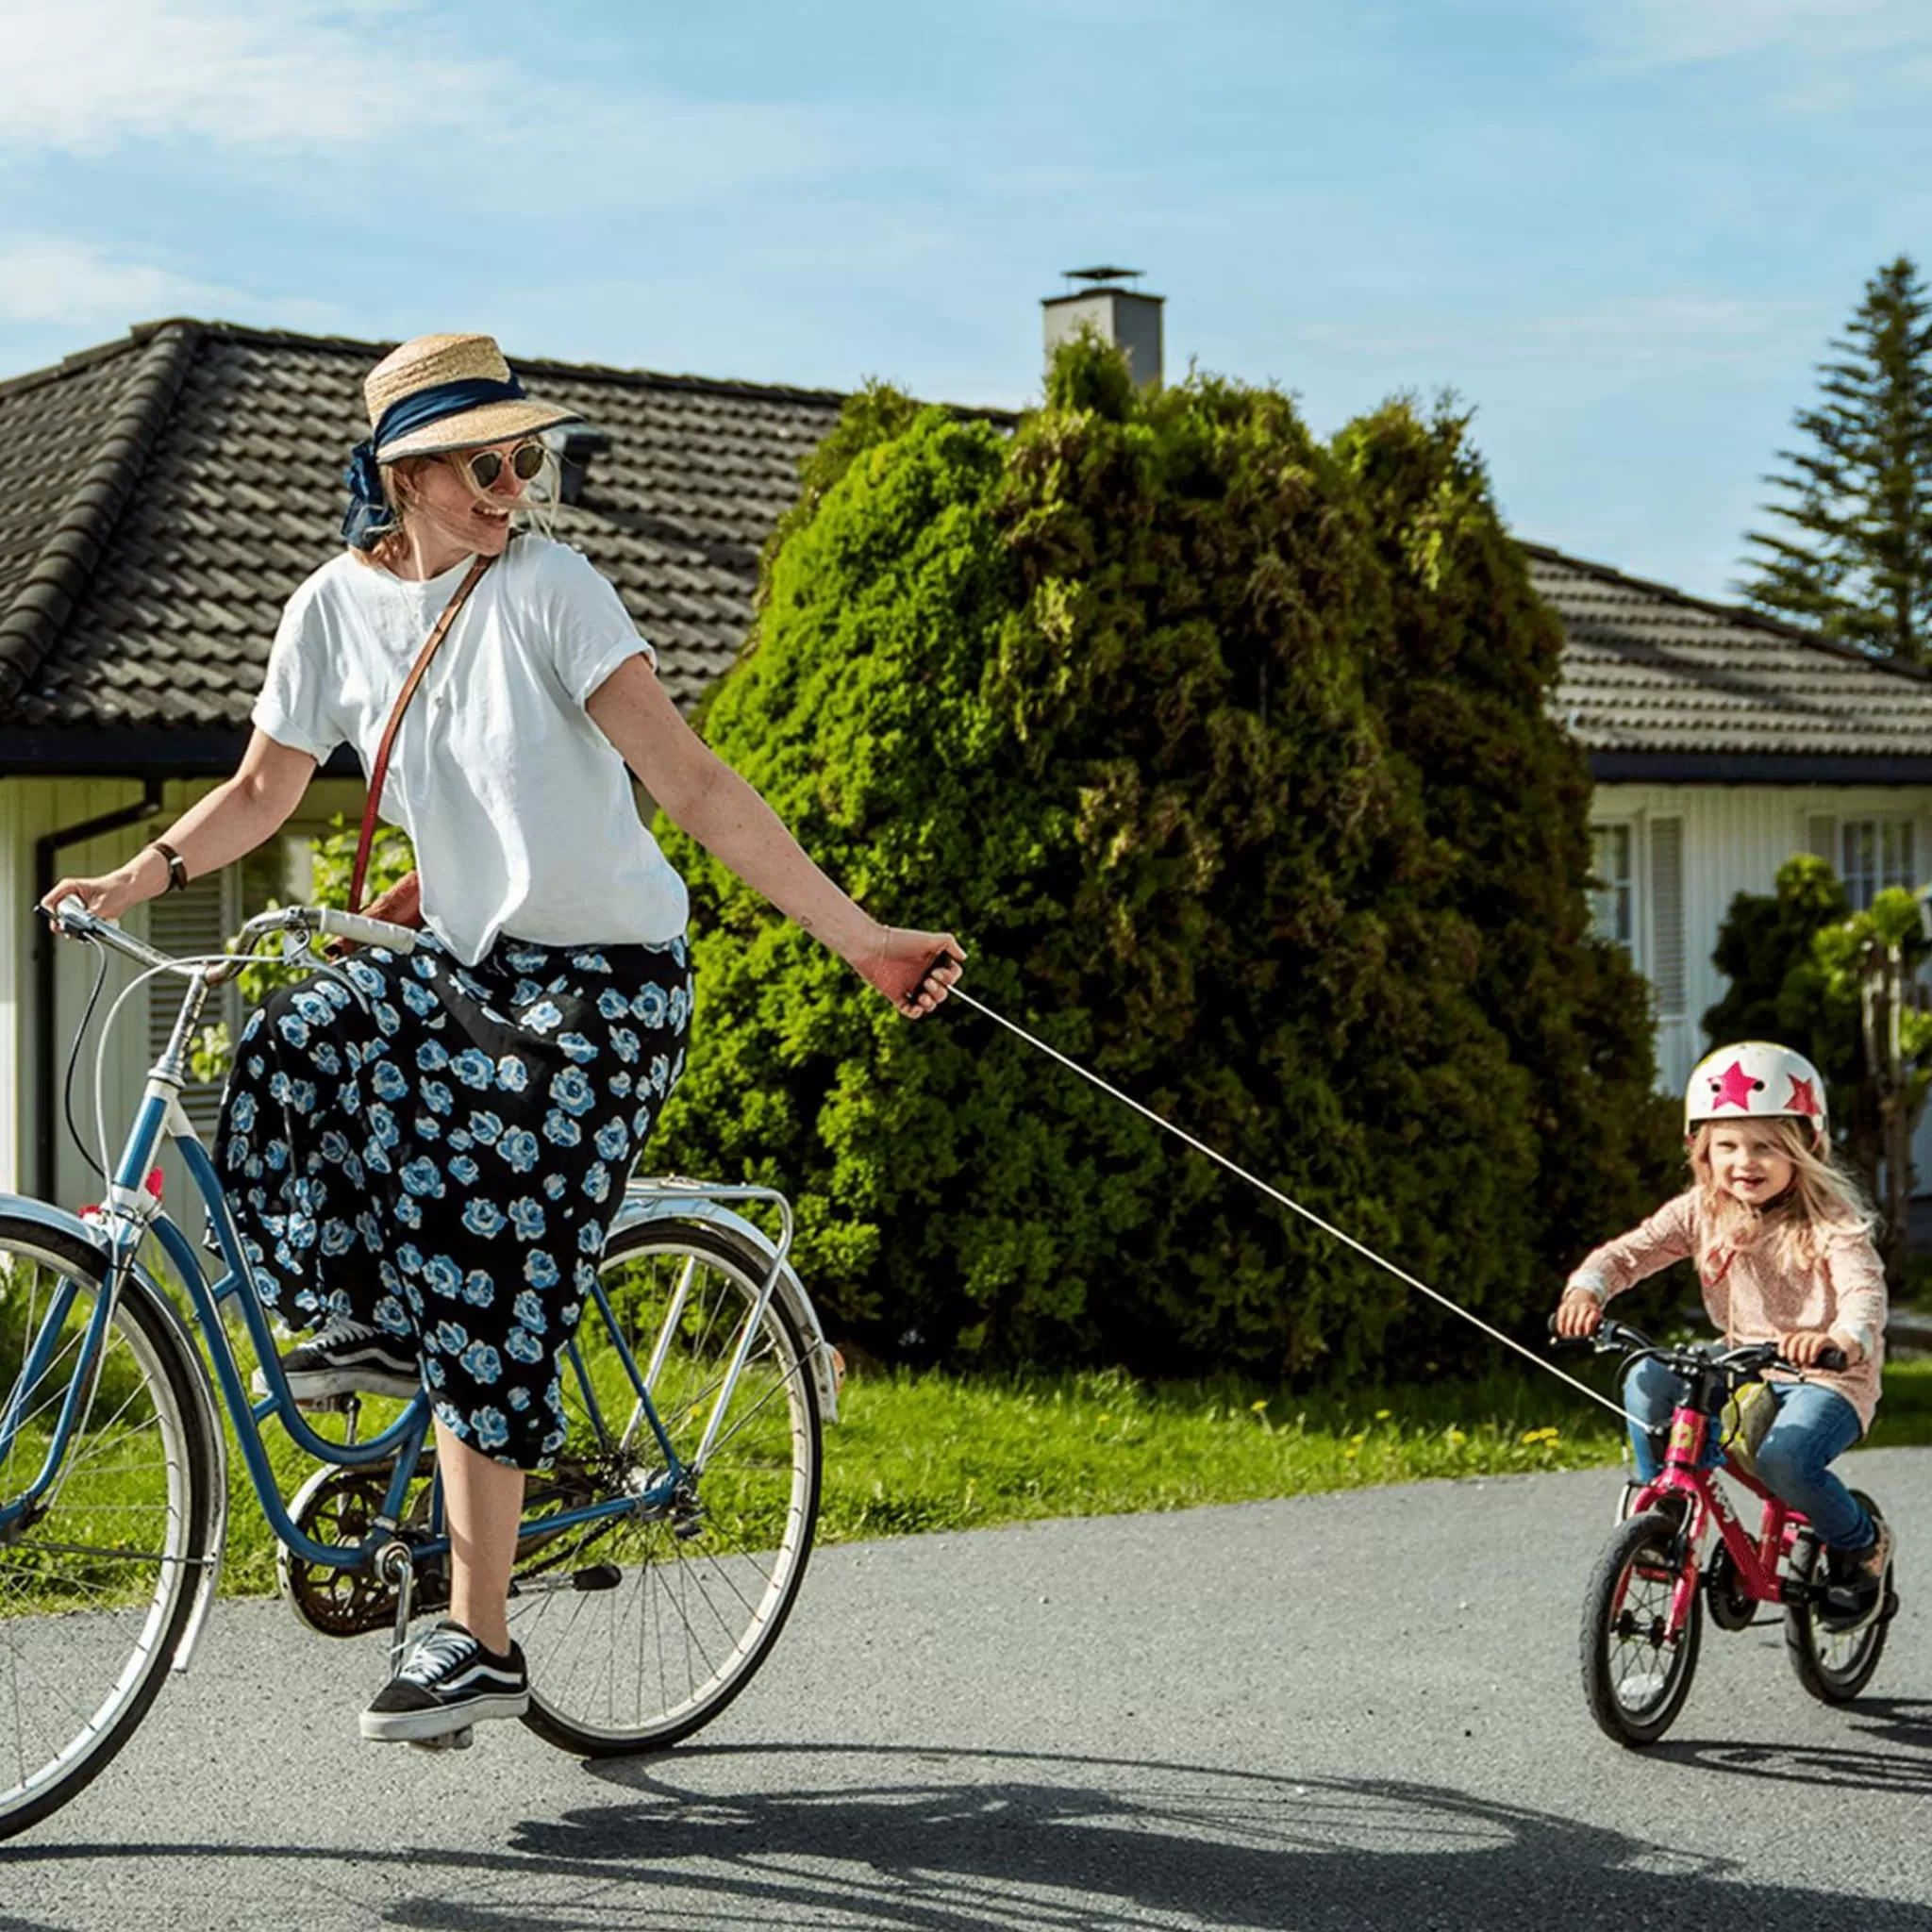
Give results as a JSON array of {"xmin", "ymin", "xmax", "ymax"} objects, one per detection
[
  {"xmin": 1580, "ymin": 1510, "xmax": 1702, "ymax": 1747},
  {"xmin": 0, "ymin": 1217, "xmax": 215, "ymax": 1840},
  {"xmin": 515, "ymin": 1218, "xmax": 823, "ymax": 1755}
]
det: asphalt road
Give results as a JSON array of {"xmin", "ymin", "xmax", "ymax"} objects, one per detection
[{"xmin": 5, "ymin": 1451, "xmax": 1932, "ymax": 1931}]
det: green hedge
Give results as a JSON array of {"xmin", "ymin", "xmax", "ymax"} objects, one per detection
[{"xmin": 653, "ymin": 341, "xmax": 1673, "ymax": 1377}]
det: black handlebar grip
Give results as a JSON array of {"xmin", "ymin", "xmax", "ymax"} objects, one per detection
[{"xmin": 1815, "ymin": 1345, "xmax": 1847, "ymax": 1374}]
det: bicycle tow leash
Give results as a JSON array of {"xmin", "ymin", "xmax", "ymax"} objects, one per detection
[{"xmin": 941, "ymin": 974, "xmax": 1628, "ymax": 1422}]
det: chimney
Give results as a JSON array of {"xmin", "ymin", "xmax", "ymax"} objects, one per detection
[
  {"xmin": 1041, "ymin": 266, "xmax": 1164, "ymax": 388},
  {"xmin": 554, "ymin": 425, "xmax": 611, "ymax": 507}
]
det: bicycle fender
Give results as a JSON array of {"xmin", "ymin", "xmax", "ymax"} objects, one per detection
[
  {"xmin": 0, "ymin": 1193, "xmax": 230, "ymax": 1674},
  {"xmin": 611, "ymin": 1189, "xmax": 839, "ymax": 1424}
]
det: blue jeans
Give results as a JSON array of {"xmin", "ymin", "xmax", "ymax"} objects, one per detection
[{"xmin": 1622, "ymin": 1356, "xmax": 1874, "ymax": 1551}]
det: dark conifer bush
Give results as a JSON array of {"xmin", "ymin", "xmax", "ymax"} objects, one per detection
[{"xmin": 654, "ymin": 341, "xmax": 1672, "ymax": 1376}]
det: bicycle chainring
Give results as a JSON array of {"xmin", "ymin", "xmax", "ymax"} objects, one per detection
[
  {"xmin": 1704, "ymin": 1542, "xmax": 1757, "ymax": 1632},
  {"xmin": 278, "ymin": 1461, "xmax": 438, "ymax": 1639}
]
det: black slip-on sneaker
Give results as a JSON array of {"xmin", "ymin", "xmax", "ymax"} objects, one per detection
[
  {"xmin": 253, "ymin": 1314, "xmax": 421, "ymax": 1403},
  {"xmin": 360, "ymin": 1621, "xmax": 530, "ymax": 1743}
]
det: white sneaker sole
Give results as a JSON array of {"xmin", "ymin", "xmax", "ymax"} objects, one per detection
[
  {"xmin": 360, "ymin": 1690, "xmax": 530, "ymax": 1742},
  {"xmin": 251, "ymin": 1363, "xmax": 423, "ymax": 1403}
]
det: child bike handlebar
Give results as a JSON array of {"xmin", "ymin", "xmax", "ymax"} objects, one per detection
[{"xmin": 1548, "ymin": 1313, "xmax": 1846, "ymax": 1379}]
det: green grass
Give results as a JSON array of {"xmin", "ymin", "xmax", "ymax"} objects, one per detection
[
  {"xmin": 28, "ymin": 1351, "xmax": 1932, "ymax": 1609},
  {"xmin": 191, "ymin": 1356, "xmax": 1932, "ymax": 1592}
]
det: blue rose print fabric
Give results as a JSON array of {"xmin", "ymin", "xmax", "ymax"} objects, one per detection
[{"xmin": 216, "ymin": 928, "xmax": 691, "ymax": 1469}]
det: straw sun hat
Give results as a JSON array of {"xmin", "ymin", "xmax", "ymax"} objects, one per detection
[{"xmin": 363, "ymin": 331, "xmax": 580, "ymax": 461}]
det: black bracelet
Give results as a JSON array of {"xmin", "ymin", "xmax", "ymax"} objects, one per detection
[{"xmin": 149, "ymin": 841, "xmax": 189, "ymax": 893}]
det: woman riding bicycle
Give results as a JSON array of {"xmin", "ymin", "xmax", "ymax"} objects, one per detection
[
  {"xmin": 40, "ymin": 331, "xmax": 963, "ymax": 1744},
  {"xmin": 1553, "ymin": 1041, "xmax": 1890, "ymax": 1630}
]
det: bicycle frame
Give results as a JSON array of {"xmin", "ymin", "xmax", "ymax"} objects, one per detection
[
  {"xmin": 1, "ymin": 906, "xmax": 808, "ymax": 1653},
  {"xmin": 1625, "ymin": 1398, "xmax": 1811, "ymax": 1637}
]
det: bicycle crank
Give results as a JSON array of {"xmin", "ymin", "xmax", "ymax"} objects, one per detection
[{"xmin": 278, "ymin": 1460, "xmax": 441, "ymax": 1638}]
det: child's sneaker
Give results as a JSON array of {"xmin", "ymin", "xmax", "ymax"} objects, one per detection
[
  {"xmin": 252, "ymin": 1314, "xmax": 421, "ymax": 1403},
  {"xmin": 360, "ymin": 1621, "xmax": 529, "ymax": 1743},
  {"xmin": 1819, "ymin": 1521, "xmax": 1894, "ymax": 1632}
]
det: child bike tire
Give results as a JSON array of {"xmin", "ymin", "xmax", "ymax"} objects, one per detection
[
  {"xmin": 1580, "ymin": 1510, "xmax": 1702, "ymax": 1747},
  {"xmin": 1785, "ymin": 1491, "xmax": 1890, "ymax": 1705}
]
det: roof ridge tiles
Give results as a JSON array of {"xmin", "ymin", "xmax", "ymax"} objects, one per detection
[
  {"xmin": 0, "ymin": 321, "xmax": 202, "ymax": 710},
  {"xmin": 1522, "ymin": 538, "xmax": 1932, "ymax": 688},
  {"xmin": 0, "ymin": 330, "xmax": 152, "ymax": 406},
  {"xmin": 123, "ymin": 315, "xmax": 857, "ymax": 408}
]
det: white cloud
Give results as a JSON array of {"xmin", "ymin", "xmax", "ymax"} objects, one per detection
[
  {"xmin": 0, "ymin": 234, "xmax": 339, "ymax": 327},
  {"xmin": 1590, "ymin": 0, "xmax": 1932, "ymax": 71},
  {"xmin": 0, "ymin": 0, "xmax": 844, "ymax": 205}
]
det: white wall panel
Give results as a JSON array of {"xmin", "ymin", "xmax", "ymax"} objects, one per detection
[{"xmin": 1595, "ymin": 781, "xmax": 1932, "ymax": 1192}]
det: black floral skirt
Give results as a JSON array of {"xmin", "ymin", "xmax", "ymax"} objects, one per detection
[{"xmin": 217, "ymin": 928, "xmax": 692, "ymax": 1469}]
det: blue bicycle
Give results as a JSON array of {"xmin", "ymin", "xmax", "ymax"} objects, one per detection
[{"xmin": 0, "ymin": 899, "xmax": 837, "ymax": 1840}]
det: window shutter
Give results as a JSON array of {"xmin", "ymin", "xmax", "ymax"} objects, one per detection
[
  {"xmin": 1649, "ymin": 818, "xmax": 1685, "ymax": 1018},
  {"xmin": 146, "ymin": 868, "xmax": 236, "ymax": 1141}
]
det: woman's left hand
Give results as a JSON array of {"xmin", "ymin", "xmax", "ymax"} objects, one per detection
[{"xmin": 848, "ymin": 925, "xmax": 966, "ymax": 1018}]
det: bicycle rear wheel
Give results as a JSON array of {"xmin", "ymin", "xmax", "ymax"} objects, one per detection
[
  {"xmin": 1580, "ymin": 1510, "xmax": 1702, "ymax": 1747},
  {"xmin": 515, "ymin": 1218, "xmax": 823, "ymax": 1755},
  {"xmin": 1785, "ymin": 1491, "xmax": 1891, "ymax": 1703},
  {"xmin": 0, "ymin": 1217, "xmax": 215, "ymax": 1840}
]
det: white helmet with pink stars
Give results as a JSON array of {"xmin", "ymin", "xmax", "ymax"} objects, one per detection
[{"xmin": 1685, "ymin": 1041, "xmax": 1828, "ymax": 1139}]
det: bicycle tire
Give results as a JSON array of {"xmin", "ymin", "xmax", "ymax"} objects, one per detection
[
  {"xmin": 516, "ymin": 1217, "xmax": 823, "ymax": 1756},
  {"xmin": 1580, "ymin": 1510, "xmax": 1702, "ymax": 1747},
  {"xmin": 1785, "ymin": 1490, "xmax": 1890, "ymax": 1705},
  {"xmin": 0, "ymin": 1215, "xmax": 216, "ymax": 1840}
]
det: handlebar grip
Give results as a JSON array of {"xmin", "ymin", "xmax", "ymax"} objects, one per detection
[
  {"xmin": 1815, "ymin": 1345, "xmax": 1847, "ymax": 1374},
  {"xmin": 316, "ymin": 907, "xmax": 421, "ymax": 955}
]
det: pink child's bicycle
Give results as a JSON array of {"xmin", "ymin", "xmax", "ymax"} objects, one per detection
[{"xmin": 1560, "ymin": 1316, "xmax": 1897, "ymax": 1747}]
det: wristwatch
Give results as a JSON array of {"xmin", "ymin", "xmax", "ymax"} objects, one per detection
[{"xmin": 148, "ymin": 841, "xmax": 189, "ymax": 892}]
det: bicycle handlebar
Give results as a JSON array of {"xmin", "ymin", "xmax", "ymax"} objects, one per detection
[
  {"xmin": 1547, "ymin": 1311, "xmax": 1845, "ymax": 1377},
  {"xmin": 47, "ymin": 896, "xmax": 420, "ymax": 973}
]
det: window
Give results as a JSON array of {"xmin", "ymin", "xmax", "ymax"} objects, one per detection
[
  {"xmin": 1590, "ymin": 824, "xmax": 1634, "ymax": 949},
  {"xmin": 1840, "ymin": 818, "xmax": 1917, "ymax": 911}
]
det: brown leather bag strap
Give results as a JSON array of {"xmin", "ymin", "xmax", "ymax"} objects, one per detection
[{"xmin": 347, "ymin": 552, "xmax": 493, "ymax": 915}]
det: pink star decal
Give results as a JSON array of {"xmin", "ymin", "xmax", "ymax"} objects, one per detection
[
  {"xmin": 1785, "ymin": 1074, "xmax": 1822, "ymax": 1119},
  {"xmin": 1709, "ymin": 1059, "xmax": 1758, "ymax": 1111}
]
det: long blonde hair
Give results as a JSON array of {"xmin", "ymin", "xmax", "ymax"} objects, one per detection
[{"xmin": 1687, "ymin": 1116, "xmax": 1876, "ymax": 1279}]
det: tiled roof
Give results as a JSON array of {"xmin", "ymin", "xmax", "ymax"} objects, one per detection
[
  {"xmin": 0, "ymin": 320, "xmax": 848, "ymax": 740},
  {"xmin": 3, "ymin": 322, "xmax": 1928, "ymax": 777},
  {"xmin": 1530, "ymin": 543, "xmax": 1932, "ymax": 765}
]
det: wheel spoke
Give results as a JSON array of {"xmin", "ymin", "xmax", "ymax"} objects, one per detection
[
  {"xmin": 513, "ymin": 1224, "xmax": 820, "ymax": 1752},
  {"xmin": 0, "ymin": 1227, "xmax": 205, "ymax": 1839}
]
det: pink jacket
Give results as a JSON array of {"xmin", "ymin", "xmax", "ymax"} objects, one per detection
[{"xmin": 1566, "ymin": 1189, "xmax": 1886, "ymax": 1432}]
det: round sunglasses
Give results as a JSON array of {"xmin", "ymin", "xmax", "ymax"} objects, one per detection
[{"xmin": 458, "ymin": 440, "xmax": 546, "ymax": 490}]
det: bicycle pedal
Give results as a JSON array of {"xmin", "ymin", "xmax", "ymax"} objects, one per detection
[{"xmin": 408, "ymin": 1726, "xmax": 475, "ymax": 1754}]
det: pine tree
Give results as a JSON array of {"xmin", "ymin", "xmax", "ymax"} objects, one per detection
[{"xmin": 1739, "ymin": 256, "xmax": 1932, "ymax": 662}]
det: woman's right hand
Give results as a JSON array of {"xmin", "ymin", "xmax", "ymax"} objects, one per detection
[
  {"xmin": 40, "ymin": 851, "xmax": 166, "ymax": 930},
  {"xmin": 1554, "ymin": 1289, "xmax": 1604, "ymax": 1340}
]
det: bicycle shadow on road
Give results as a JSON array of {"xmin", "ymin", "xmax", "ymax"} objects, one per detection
[
  {"xmin": 386, "ymin": 1740, "xmax": 1932, "ymax": 1932},
  {"xmin": 1653, "ymin": 1698, "xmax": 1932, "ymax": 1798},
  {"xmin": 8, "ymin": 1742, "xmax": 1928, "ymax": 1930}
]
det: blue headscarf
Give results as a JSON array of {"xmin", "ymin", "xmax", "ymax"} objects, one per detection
[{"xmin": 341, "ymin": 375, "xmax": 532, "ymax": 549}]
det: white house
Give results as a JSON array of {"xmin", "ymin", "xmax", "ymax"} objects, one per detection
[{"xmin": 5, "ymin": 318, "xmax": 1931, "ymax": 1219}]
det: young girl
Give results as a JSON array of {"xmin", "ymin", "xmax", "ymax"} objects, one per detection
[{"xmin": 1554, "ymin": 1041, "xmax": 1892, "ymax": 1628}]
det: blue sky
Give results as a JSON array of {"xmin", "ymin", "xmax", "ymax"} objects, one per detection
[{"xmin": 3, "ymin": 0, "xmax": 1927, "ymax": 601}]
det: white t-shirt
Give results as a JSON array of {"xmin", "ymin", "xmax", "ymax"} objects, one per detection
[{"xmin": 253, "ymin": 534, "xmax": 690, "ymax": 966}]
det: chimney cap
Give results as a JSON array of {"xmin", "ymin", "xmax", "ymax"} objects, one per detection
[{"xmin": 1063, "ymin": 265, "xmax": 1143, "ymax": 285}]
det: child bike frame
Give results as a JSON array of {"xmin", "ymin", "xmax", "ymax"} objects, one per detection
[{"xmin": 1566, "ymin": 1315, "xmax": 1892, "ymax": 1747}]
